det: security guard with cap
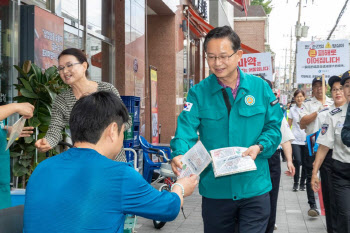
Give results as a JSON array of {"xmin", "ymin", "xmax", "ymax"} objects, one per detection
[
  {"xmin": 170, "ymin": 26, "xmax": 282, "ymax": 233},
  {"xmin": 311, "ymin": 75, "xmax": 346, "ymax": 233},
  {"xmin": 299, "ymin": 76, "xmax": 333, "ymax": 217},
  {"xmin": 312, "ymin": 70, "xmax": 350, "ymax": 233},
  {"xmin": 341, "ymin": 71, "xmax": 350, "ymax": 147}
]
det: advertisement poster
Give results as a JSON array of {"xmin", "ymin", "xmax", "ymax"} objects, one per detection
[
  {"xmin": 296, "ymin": 40, "xmax": 349, "ymax": 84},
  {"xmin": 238, "ymin": 52, "xmax": 273, "ymax": 81},
  {"xmin": 280, "ymin": 95, "xmax": 288, "ymax": 105},
  {"xmin": 34, "ymin": 6, "xmax": 64, "ymax": 70},
  {"xmin": 150, "ymin": 66, "xmax": 159, "ymax": 143}
]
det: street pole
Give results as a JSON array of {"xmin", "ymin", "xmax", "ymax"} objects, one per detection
[
  {"xmin": 284, "ymin": 48, "xmax": 287, "ymax": 94},
  {"xmin": 292, "ymin": 0, "xmax": 302, "ymax": 95},
  {"xmin": 289, "ymin": 29, "xmax": 293, "ymax": 92}
]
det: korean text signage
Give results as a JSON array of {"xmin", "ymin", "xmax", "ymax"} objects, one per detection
[
  {"xmin": 150, "ymin": 67, "xmax": 159, "ymax": 144},
  {"xmin": 20, "ymin": 6, "xmax": 64, "ymax": 70},
  {"xmin": 296, "ymin": 40, "xmax": 349, "ymax": 84},
  {"xmin": 238, "ymin": 52, "xmax": 273, "ymax": 81},
  {"xmin": 34, "ymin": 6, "xmax": 64, "ymax": 70}
]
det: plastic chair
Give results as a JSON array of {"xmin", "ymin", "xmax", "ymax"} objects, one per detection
[
  {"xmin": 138, "ymin": 136, "xmax": 171, "ymax": 183},
  {"xmin": 0, "ymin": 205, "xmax": 24, "ymax": 233}
]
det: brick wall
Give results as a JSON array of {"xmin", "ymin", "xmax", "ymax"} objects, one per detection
[{"xmin": 234, "ymin": 20, "xmax": 266, "ymax": 52}]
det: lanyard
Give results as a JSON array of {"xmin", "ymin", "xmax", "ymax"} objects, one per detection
[{"xmin": 221, "ymin": 88, "xmax": 231, "ymax": 117}]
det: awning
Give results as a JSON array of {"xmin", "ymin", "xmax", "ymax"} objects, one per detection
[
  {"xmin": 188, "ymin": 6, "xmax": 214, "ymax": 35},
  {"xmin": 227, "ymin": 0, "xmax": 248, "ymax": 16}
]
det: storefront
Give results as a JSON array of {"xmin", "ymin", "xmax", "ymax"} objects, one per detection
[{"xmin": 0, "ymin": 0, "xmax": 116, "ymax": 111}]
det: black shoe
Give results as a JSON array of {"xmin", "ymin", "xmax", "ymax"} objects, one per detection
[
  {"xmin": 308, "ymin": 205, "xmax": 319, "ymax": 217},
  {"xmin": 293, "ymin": 183, "xmax": 299, "ymax": 191},
  {"xmin": 299, "ymin": 184, "xmax": 305, "ymax": 191}
]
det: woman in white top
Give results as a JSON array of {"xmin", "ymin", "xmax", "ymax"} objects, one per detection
[{"xmin": 288, "ymin": 90, "xmax": 307, "ymax": 191}]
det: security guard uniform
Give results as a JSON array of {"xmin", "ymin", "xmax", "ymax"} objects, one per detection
[
  {"xmin": 317, "ymin": 103, "xmax": 350, "ymax": 233},
  {"xmin": 171, "ymin": 69, "xmax": 282, "ymax": 233},
  {"xmin": 341, "ymin": 103, "xmax": 350, "ymax": 146},
  {"xmin": 299, "ymin": 96, "xmax": 333, "ymax": 210},
  {"xmin": 315, "ymin": 103, "xmax": 338, "ymax": 232},
  {"xmin": 341, "ymin": 71, "xmax": 350, "ymax": 147}
]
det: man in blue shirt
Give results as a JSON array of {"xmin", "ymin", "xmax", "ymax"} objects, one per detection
[{"xmin": 24, "ymin": 91, "xmax": 198, "ymax": 233}]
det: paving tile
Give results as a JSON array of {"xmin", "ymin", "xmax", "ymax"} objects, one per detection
[{"xmin": 136, "ymin": 160, "xmax": 327, "ymax": 232}]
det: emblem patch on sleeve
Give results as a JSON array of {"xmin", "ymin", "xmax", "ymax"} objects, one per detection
[
  {"xmin": 318, "ymin": 107, "xmax": 329, "ymax": 113},
  {"xmin": 184, "ymin": 102, "xmax": 193, "ymax": 112},
  {"xmin": 330, "ymin": 107, "xmax": 342, "ymax": 115},
  {"xmin": 321, "ymin": 123, "xmax": 329, "ymax": 135},
  {"xmin": 270, "ymin": 98, "xmax": 278, "ymax": 106}
]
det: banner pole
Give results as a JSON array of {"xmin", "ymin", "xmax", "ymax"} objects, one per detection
[{"xmin": 322, "ymin": 74, "xmax": 326, "ymax": 105}]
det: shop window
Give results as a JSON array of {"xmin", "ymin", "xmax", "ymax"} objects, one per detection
[
  {"xmin": 62, "ymin": 0, "xmax": 79, "ymax": 26},
  {"xmin": 131, "ymin": 0, "xmax": 145, "ymax": 35},
  {"xmin": 0, "ymin": 1, "xmax": 19, "ymax": 106},
  {"xmin": 86, "ymin": 35, "xmax": 112, "ymax": 83},
  {"xmin": 87, "ymin": 0, "xmax": 113, "ymax": 38},
  {"xmin": 63, "ymin": 25, "xmax": 83, "ymax": 49}
]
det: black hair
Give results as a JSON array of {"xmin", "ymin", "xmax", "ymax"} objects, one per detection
[
  {"xmin": 293, "ymin": 89, "xmax": 305, "ymax": 98},
  {"xmin": 204, "ymin": 26, "xmax": 241, "ymax": 52},
  {"xmin": 69, "ymin": 91, "xmax": 129, "ymax": 144},
  {"xmin": 58, "ymin": 48, "xmax": 90, "ymax": 77}
]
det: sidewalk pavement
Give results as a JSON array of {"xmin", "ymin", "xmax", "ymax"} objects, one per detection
[{"xmin": 136, "ymin": 161, "xmax": 327, "ymax": 233}]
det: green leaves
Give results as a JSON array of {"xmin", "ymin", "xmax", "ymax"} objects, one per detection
[
  {"xmin": 28, "ymin": 117, "xmax": 41, "ymax": 128},
  {"xmin": 20, "ymin": 88, "xmax": 39, "ymax": 99},
  {"xmin": 22, "ymin": 60, "xmax": 32, "ymax": 74},
  {"xmin": 10, "ymin": 60, "xmax": 69, "ymax": 180},
  {"xmin": 24, "ymin": 136, "xmax": 34, "ymax": 144},
  {"xmin": 13, "ymin": 162, "xmax": 30, "ymax": 177}
]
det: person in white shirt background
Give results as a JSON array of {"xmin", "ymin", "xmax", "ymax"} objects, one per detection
[{"xmin": 288, "ymin": 90, "xmax": 307, "ymax": 192}]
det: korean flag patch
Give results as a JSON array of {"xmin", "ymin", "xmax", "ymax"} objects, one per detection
[
  {"xmin": 184, "ymin": 102, "xmax": 193, "ymax": 112},
  {"xmin": 321, "ymin": 123, "xmax": 329, "ymax": 135}
]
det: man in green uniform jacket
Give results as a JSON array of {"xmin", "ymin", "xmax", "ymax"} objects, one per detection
[{"xmin": 170, "ymin": 26, "xmax": 282, "ymax": 233}]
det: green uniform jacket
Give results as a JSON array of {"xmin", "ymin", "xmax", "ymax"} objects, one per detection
[
  {"xmin": 0, "ymin": 120, "xmax": 11, "ymax": 209},
  {"xmin": 171, "ymin": 69, "xmax": 283, "ymax": 200}
]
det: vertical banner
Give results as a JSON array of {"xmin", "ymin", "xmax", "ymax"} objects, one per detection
[
  {"xmin": 34, "ymin": 6, "xmax": 64, "ymax": 70},
  {"xmin": 150, "ymin": 66, "xmax": 159, "ymax": 143},
  {"xmin": 20, "ymin": 5, "xmax": 64, "ymax": 70}
]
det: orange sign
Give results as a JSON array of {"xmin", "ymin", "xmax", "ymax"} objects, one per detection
[{"xmin": 308, "ymin": 49, "xmax": 317, "ymax": 57}]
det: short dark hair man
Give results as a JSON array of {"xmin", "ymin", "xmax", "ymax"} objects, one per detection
[
  {"xmin": 171, "ymin": 26, "xmax": 282, "ymax": 233},
  {"xmin": 24, "ymin": 91, "xmax": 198, "ymax": 233}
]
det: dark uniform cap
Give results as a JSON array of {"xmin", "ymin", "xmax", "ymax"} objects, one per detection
[
  {"xmin": 328, "ymin": 75, "xmax": 342, "ymax": 89},
  {"xmin": 312, "ymin": 76, "xmax": 322, "ymax": 86},
  {"xmin": 340, "ymin": 70, "xmax": 350, "ymax": 85}
]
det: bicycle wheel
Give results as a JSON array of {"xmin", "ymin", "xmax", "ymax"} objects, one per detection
[
  {"xmin": 159, "ymin": 184, "xmax": 170, "ymax": 192},
  {"xmin": 153, "ymin": 220, "xmax": 167, "ymax": 229},
  {"xmin": 152, "ymin": 184, "xmax": 170, "ymax": 229}
]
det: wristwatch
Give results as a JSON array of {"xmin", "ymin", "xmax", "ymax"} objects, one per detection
[{"xmin": 257, "ymin": 144, "xmax": 264, "ymax": 153}]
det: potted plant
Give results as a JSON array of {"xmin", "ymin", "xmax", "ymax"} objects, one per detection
[{"xmin": 10, "ymin": 60, "xmax": 68, "ymax": 188}]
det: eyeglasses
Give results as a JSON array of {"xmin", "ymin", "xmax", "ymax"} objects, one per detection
[
  {"xmin": 331, "ymin": 88, "xmax": 343, "ymax": 93},
  {"xmin": 206, "ymin": 51, "xmax": 236, "ymax": 63},
  {"xmin": 57, "ymin": 62, "xmax": 81, "ymax": 72}
]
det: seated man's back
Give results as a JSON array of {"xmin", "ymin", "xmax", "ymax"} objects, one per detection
[
  {"xmin": 24, "ymin": 91, "xmax": 197, "ymax": 233},
  {"xmin": 24, "ymin": 147, "xmax": 180, "ymax": 233}
]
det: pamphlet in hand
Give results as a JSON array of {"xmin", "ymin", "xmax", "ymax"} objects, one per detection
[
  {"xmin": 210, "ymin": 147, "xmax": 257, "ymax": 177},
  {"xmin": 6, "ymin": 117, "xmax": 26, "ymax": 151},
  {"xmin": 178, "ymin": 141, "xmax": 212, "ymax": 178}
]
